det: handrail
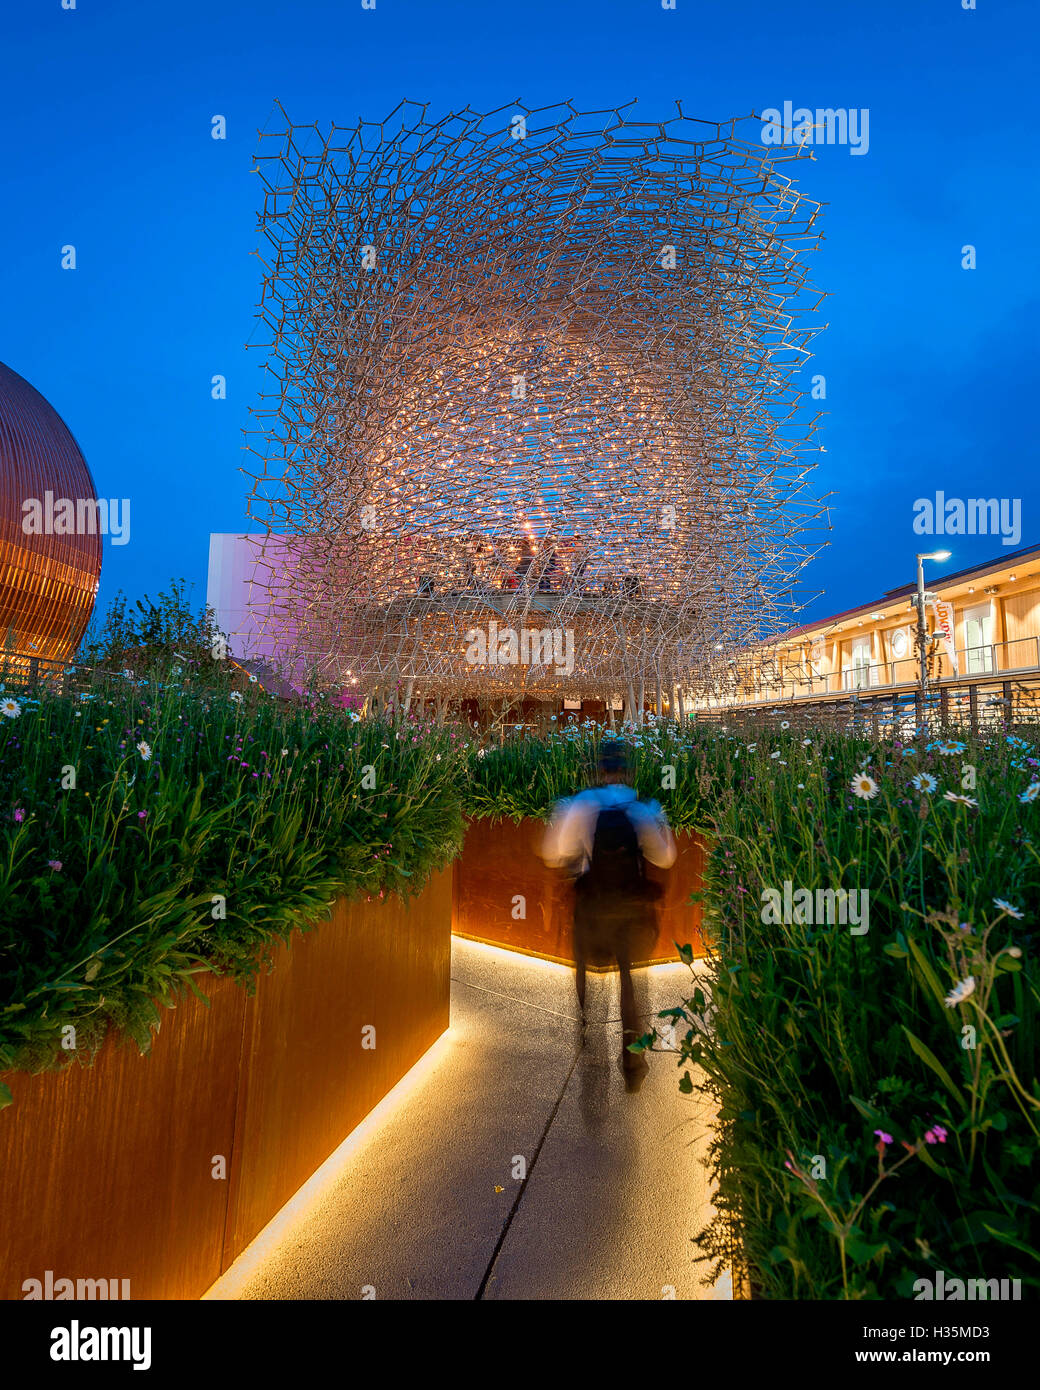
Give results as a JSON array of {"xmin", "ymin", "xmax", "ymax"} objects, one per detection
[{"xmin": 699, "ymin": 635, "xmax": 1040, "ymax": 708}]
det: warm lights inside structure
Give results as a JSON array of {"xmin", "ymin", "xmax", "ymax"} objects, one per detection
[
  {"xmin": 0, "ymin": 360, "xmax": 102, "ymax": 668},
  {"xmin": 243, "ymin": 100, "xmax": 829, "ymax": 710}
]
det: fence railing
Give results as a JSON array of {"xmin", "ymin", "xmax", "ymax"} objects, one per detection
[
  {"xmin": 711, "ymin": 635, "xmax": 1040, "ymax": 707},
  {"xmin": 693, "ymin": 672, "xmax": 1040, "ymax": 736},
  {"xmin": 0, "ymin": 652, "xmax": 185, "ymax": 700}
]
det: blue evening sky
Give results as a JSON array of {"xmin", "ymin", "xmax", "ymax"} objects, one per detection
[{"xmin": 2, "ymin": 0, "xmax": 1037, "ymax": 630}]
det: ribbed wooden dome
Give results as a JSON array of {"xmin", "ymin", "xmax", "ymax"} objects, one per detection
[{"xmin": 0, "ymin": 361, "xmax": 102, "ymax": 663}]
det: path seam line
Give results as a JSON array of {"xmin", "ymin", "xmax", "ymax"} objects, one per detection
[{"xmin": 473, "ymin": 1039, "xmax": 583, "ymax": 1300}]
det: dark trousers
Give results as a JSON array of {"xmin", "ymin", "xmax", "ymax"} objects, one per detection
[{"xmin": 572, "ymin": 890, "xmax": 652, "ymax": 1073}]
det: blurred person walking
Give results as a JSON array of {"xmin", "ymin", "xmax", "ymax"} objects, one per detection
[{"xmin": 541, "ymin": 738, "xmax": 676, "ymax": 1092}]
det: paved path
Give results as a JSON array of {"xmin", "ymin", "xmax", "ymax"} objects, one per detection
[{"xmin": 205, "ymin": 938, "xmax": 726, "ymax": 1301}]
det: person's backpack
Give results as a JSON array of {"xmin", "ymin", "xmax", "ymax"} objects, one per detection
[{"xmin": 582, "ymin": 802, "xmax": 645, "ymax": 897}]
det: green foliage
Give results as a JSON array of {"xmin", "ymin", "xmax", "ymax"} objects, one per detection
[
  {"xmin": 77, "ymin": 579, "xmax": 232, "ymax": 689},
  {"xmin": 0, "ymin": 676, "xmax": 465, "ymax": 1086},
  {"xmin": 635, "ymin": 727, "xmax": 1040, "ymax": 1299},
  {"xmin": 463, "ymin": 716, "xmax": 728, "ymax": 829},
  {"xmin": 5, "ymin": 684, "xmax": 1038, "ymax": 1305}
]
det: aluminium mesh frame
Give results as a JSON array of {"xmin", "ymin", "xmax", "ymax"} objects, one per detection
[{"xmin": 243, "ymin": 99, "xmax": 830, "ymax": 708}]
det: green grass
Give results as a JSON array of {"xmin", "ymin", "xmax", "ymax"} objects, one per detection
[
  {"xmin": 631, "ymin": 726, "xmax": 1040, "ymax": 1298},
  {"xmin": 0, "ymin": 673, "xmax": 465, "ymax": 1094},
  {"xmin": 5, "ymin": 686, "xmax": 1038, "ymax": 1302}
]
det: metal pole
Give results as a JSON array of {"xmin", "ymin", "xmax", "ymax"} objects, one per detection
[
  {"xmin": 916, "ymin": 554, "xmax": 929, "ymax": 727},
  {"xmin": 626, "ymin": 677, "xmax": 637, "ymax": 728}
]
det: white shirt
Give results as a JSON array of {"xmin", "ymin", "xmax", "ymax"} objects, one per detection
[{"xmin": 541, "ymin": 783, "xmax": 678, "ymax": 875}]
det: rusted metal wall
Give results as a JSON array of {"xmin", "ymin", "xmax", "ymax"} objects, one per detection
[
  {"xmin": 0, "ymin": 974, "xmax": 244, "ymax": 1301},
  {"xmin": 452, "ymin": 817, "xmax": 705, "ymax": 967},
  {"xmin": 223, "ymin": 868, "xmax": 452, "ymax": 1264},
  {"xmin": 0, "ymin": 868, "xmax": 452, "ymax": 1301}
]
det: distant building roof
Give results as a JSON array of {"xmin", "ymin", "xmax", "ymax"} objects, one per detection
[{"xmin": 771, "ymin": 540, "xmax": 1040, "ymax": 643}]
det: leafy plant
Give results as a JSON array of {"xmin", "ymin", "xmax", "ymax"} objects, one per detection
[
  {"xmin": 630, "ymin": 726, "xmax": 1040, "ymax": 1298},
  {"xmin": 0, "ymin": 673, "xmax": 466, "ymax": 1098}
]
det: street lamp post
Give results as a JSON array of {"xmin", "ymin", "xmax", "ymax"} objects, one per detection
[{"xmin": 915, "ymin": 550, "xmax": 951, "ymax": 726}]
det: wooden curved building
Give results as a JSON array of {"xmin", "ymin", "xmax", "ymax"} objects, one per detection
[{"xmin": 0, "ymin": 360, "xmax": 102, "ymax": 663}]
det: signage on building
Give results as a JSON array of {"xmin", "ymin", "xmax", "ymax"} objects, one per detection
[{"xmin": 931, "ymin": 599, "xmax": 959, "ymax": 676}]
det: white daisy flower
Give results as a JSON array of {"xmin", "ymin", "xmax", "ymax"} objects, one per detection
[
  {"xmin": 912, "ymin": 772, "xmax": 937, "ymax": 794},
  {"xmin": 851, "ymin": 774, "xmax": 879, "ymax": 800},
  {"xmin": 993, "ymin": 898, "xmax": 1024, "ymax": 920},
  {"xmin": 944, "ymin": 976, "xmax": 976, "ymax": 1008},
  {"xmin": 1019, "ymin": 783, "xmax": 1040, "ymax": 804},
  {"xmin": 780, "ymin": 721, "xmax": 790, "ymax": 730},
  {"xmin": 943, "ymin": 792, "xmax": 978, "ymax": 808},
  {"xmin": 229, "ymin": 691, "xmax": 244, "ymax": 704},
  {"xmin": 770, "ymin": 750, "xmax": 781, "ymax": 760},
  {"xmin": 136, "ymin": 741, "xmax": 152, "ymax": 760},
  {"xmin": 0, "ymin": 698, "xmax": 21, "ymax": 719}
]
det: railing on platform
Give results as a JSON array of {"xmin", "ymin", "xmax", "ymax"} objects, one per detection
[
  {"xmin": 0, "ymin": 651, "xmax": 118, "ymax": 697},
  {"xmin": 703, "ymin": 635, "xmax": 1040, "ymax": 708},
  {"xmin": 693, "ymin": 670, "xmax": 1040, "ymax": 736}
]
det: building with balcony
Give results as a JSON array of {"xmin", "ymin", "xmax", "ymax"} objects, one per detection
[{"xmin": 700, "ymin": 541, "xmax": 1040, "ymax": 725}]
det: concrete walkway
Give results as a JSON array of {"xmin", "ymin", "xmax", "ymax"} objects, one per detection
[{"xmin": 205, "ymin": 938, "xmax": 726, "ymax": 1301}]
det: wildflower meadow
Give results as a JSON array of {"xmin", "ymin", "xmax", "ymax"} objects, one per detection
[{"xmin": 2, "ymin": 645, "xmax": 1037, "ymax": 1301}]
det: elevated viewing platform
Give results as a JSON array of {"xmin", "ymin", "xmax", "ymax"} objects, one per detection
[{"xmin": 697, "ymin": 541, "xmax": 1040, "ymax": 729}]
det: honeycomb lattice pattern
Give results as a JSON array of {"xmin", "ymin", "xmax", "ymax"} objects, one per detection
[{"xmin": 243, "ymin": 100, "xmax": 829, "ymax": 706}]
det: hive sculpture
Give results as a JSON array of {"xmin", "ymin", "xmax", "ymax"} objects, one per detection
[{"xmin": 243, "ymin": 100, "xmax": 829, "ymax": 712}]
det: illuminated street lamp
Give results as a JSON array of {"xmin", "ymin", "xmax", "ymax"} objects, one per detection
[{"xmin": 915, "ymin": 550, "xmax": 951, "ymax": 719}]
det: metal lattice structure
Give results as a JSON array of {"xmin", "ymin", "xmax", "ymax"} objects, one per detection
[{"xmin": 243, "ymin": 100, "xmax": 829, "ymax": 711}]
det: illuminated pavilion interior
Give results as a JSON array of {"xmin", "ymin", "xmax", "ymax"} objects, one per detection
[{"xmin": 242, "ymin": 100, "xmax": 829, "ymax": 713}]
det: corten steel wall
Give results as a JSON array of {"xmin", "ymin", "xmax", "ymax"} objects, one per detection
[
  {"xmin": 0, "ymin": 361, "xmax": 102, "ymax": 662},
  {"xmin": 222, "ymin": 869, "xmax": 452, "ymax": 1264},
  {"xmin": 0, "ymin": 973, "xmax": 245, "ymax": 1302},
  {"xmin": 0, "ymin": 867, "xmax": 451, "ymax": 1301},
  {"xmin": 452, "ymin": 817, "xmax": 705, "ymax": 967}
]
